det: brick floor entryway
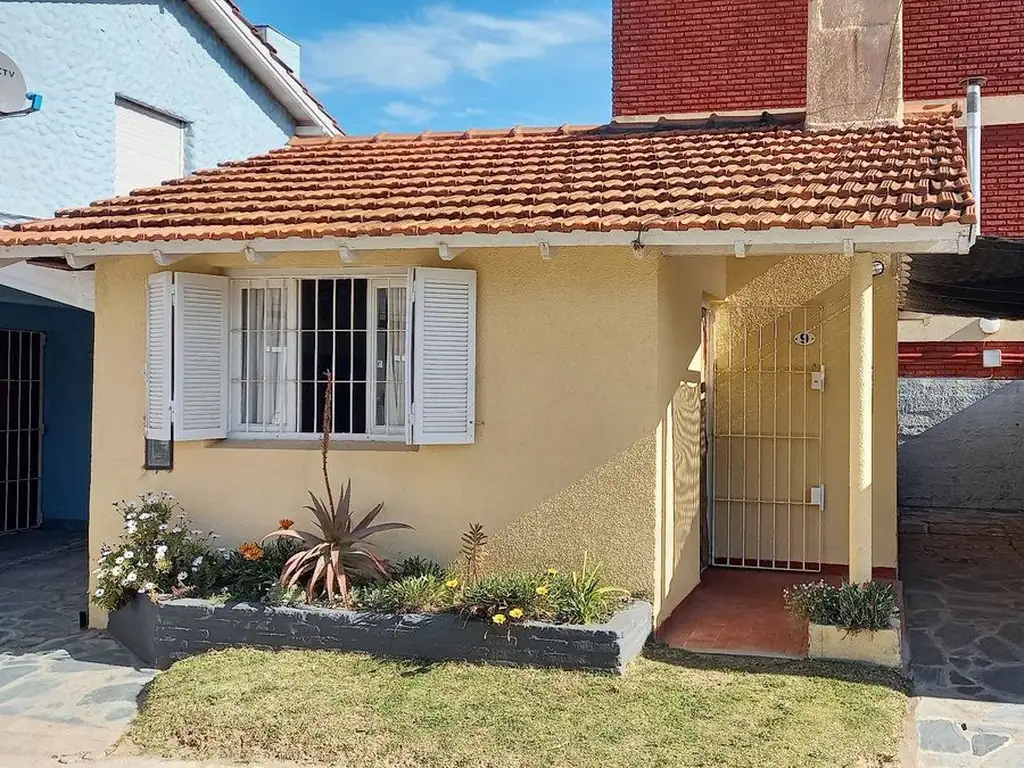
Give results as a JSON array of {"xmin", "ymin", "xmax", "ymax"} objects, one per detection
[{"xmin": 657, "ymin": 568, "xmax": 823, "ymax": 658}]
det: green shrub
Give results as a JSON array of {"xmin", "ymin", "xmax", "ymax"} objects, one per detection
[
  {"xmin": 549, "ymin": 555, "xmax": 629, "ymax": 625},
  {"xmin": 460, "ymin": 572, "xmax": 554, "ymax": 623},
  {"xmin": 217, "ymin": 539, "xmax": 305, "ymax": 603},
  {"xmin": 92, "ymin": 493, "xmax": 222, "ymax": 612},
  {"xmin": 784, "ymin": 580, "xmax": 897, "ymax": 631},
  {"xmin": 354, "ymin": 574, "xmax": 457, "ymax": 613},
  {"xmin": 395, "ymin": 556, "xmax": 446, "ymax": 580}
]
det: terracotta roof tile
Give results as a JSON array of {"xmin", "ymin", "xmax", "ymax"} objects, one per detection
[{"xmin": 0, "ymin": 112, "xmax": 973, "ymax": 248}]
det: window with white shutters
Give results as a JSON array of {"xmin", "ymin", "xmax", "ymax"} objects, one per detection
[
  {"xmin": 145, "ymin": 268, "xmax": 475, "ymax": 448},
  {"xmin": 114, "ymin": 98, "xmax": 185, "ymax": 196}
]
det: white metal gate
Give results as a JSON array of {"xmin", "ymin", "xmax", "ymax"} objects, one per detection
[
  {"xmin": 711, "ymin": 305, "xmax": 825, "ymax": 572},
  {"xmin": 0, "ymin": 330, "xmax": 44, "ymax": 534}
]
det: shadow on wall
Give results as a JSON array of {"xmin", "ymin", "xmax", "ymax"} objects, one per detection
[{"xmin": 898, "ymin": 378, "xmax": 1024, "ymax": 511}]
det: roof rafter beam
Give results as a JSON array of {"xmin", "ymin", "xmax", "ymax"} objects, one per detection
[
  {"xmin": 63, "ymin": 252, "xmax": 97, "ymax": 269},
  {"xmin": 151, "ymin": 249, "xmax": 189, "ymax": 267},
  {"xmin": 244, "ymin": 246, "xmax": 275, "ymax": 264},
  {"xmin": 438, "ymin": 243, "xmax": 464, "ymax": 262}
]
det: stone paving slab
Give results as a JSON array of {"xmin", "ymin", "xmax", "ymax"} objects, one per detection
[
  {"xmin": 0, "ymin": 531, "xmax": 156, "ymax": 764},
  {"xmin": 901, "ymin": 508, "xmax": 1024, "ymax": 767}
]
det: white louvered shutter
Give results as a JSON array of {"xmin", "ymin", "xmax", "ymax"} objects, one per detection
[
  {"xmin": 411, "ymin": 267, "xmax": 476, "ymax": 445},
  {"xmin": 114, "ymin": 99, "xmax": 185, "ymax": 196},
  {"xmin": 172, "ymin": 273, "xmax": 230, "ymax": 440},
  {"xmin": 145, "ymin": 272, "xmax": 174, "ymax": 440}
]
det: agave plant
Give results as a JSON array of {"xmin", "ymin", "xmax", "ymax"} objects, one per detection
[
  {"xmin": 263, "ymin": 373, "xmax": 412, "ymax": 603},
  {"xmin": 264, "ymin": 481, "xmax": 411, "ymax": 603}
]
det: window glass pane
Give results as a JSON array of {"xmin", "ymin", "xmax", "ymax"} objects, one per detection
[
  {"xmin": 232, "ymin": 275, "xmax": 406, "ymax": 439},
  {"xmin": 374, "ymin": 285, "xmax": 407, "ymax": 430}
]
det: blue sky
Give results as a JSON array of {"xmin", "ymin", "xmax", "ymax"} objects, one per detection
[{"xmin": 236, "ymin": 0, "xmax": 612, "ymax": 135}]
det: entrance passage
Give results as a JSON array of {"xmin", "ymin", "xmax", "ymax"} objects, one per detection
[
  {"xmin": 712, "ymin": 305, "xmax": 825, "ymax": 572},
  {"xmin": 0, "ymin": 329, "xmax": 44, "ymax": 533}
]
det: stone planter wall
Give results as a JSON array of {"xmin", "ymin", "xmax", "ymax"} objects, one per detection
[
  {"xmin": 109, "ymin": 597, "xmax": 653, "ymax": 674},
  {"xmin": 808, "ymin": 621, "xmax": 902, "ymax": 668}
]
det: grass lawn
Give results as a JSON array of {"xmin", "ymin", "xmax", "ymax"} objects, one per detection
[{"xmin": 125, "ymin": 646, "xmax": 908, "ymax": 768}]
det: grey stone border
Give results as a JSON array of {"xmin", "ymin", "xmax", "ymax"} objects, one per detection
[{"xmin": 109, "ymin": 597, "xmax": 653, "ymax": 674}]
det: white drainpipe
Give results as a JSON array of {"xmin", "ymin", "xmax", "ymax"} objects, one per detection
[{"xmin": 962, "ymin": 76, "xmax": 987, "ymax": 234}]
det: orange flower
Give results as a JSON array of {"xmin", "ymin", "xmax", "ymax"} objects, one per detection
[
  {"xmin": 278, "ymin": 519, "xmax": 294, "ymax": 530},
  {"xmin": 239, "ymin": 542, "xmax": 264, "ymax": 561}
]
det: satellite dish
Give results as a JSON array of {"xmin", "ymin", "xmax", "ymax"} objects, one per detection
[{"xmin": 0, "ymin": 51, "xmax": 28, "ymax": 112}]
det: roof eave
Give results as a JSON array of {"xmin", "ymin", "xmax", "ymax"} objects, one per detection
[
  {"xmin": 0, "ymin": 222, "xmax": 975, "ymax": 264},
  {"xmin": 186, "ymin": 0, "xmax": 340, "ymax": 137}
]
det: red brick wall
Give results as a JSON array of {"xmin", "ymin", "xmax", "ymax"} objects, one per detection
[
  {"xmin": 980, "ymin": 124, "xmax": 1024, "ymax": 238},
  {"xmin": 899, "ymin": 342, "xmax": 1024, "ymax": 378},
  {"xmin": 904, "ymin": 0, "xmax": 1024, "ymax": 100},
  {"xmin": 612, "ymin": 0, "xmax": 807, "ymax": 117},
  {"xmin": 612, "ymin": 0, "xmax": 1024, "ymax": 117}
]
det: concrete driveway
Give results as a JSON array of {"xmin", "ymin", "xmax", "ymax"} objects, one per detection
[
  {"xmin": 0, "ymin": 530, "xmax": 156, "ymax": 765},
  {"xmin": 901, "ymin": 507, "xmax": 1024, "ymax": 766}
]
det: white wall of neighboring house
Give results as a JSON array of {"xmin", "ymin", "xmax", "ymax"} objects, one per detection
[{"xmin": 899, "ymin": 313, "xmax": 1024, "ymax": 342}]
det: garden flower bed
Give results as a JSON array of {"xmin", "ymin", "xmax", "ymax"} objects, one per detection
[{"xmin": 109, "ymin": 595, "xmax": 653, "ymax": 673}]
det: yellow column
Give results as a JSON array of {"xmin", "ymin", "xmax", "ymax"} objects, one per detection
[{"xmin": 849, "ymin": 255, "xmax": 873, "ymax": 584}]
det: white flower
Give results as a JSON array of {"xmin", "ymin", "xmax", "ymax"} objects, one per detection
[
  {"xmin": 192, "ymin": 556, "xmax": 204, "ymax": 567},
  {"xmin": 94, "ymin": 588, "xmax": 105, "ymax": 597},
  {"xmin": 177, "ymin": 572, "xmax": 188, "ymax": 582},
  {"xmin": 171, "ymin": 526, "xmax": 182, "ymax": 534},
  {"xmin": 114, "ymin": 555, "xmax": 124, "ymax": 564},
  {"xmin": 155, "ymin": 545, "xmax": 168, "ymax": 560},
  {"xmin": 191, "ymin": 530, "xmax": 203, "ymax": 536},
  {"xmin": 123, "ymin": 550, "xmax": 134, "ymax": 559},
  {"xmin": 143, "ymin": 582, "xmax": 156, "ymax": 591},
  {"xmin": 111, "ymin": 565, "xmax": 122, "ymax": 576},
  {"xmin": 125, "ymin": 571, "xmax": 137, "ymax": 582},
  {"xmin": 125, "ymin": 521, "xmax": 137, "ymax": 533},
  {"xmin": 158, "ymin": 524, "xmax": 168, "ymax": 532},
  {"xmin": 210, "ymin": 533, "xmax": 219, "ymax": 539},
  {"xmin": 139, "ymin": 513, "xmax": 151, "ymax": 521},
  {"xmin": 163, "ymin": 492, "xmax": 176, "ymax": 501}
]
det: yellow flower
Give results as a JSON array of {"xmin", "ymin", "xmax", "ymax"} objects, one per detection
[
  {"xmin": 546, "ymin": 568, "xmax": 558, "ymax": 576},
  {"xmin": 445, "ymin": 578, "xmax": 460, "ymax": 589},
  {"xmin": 492, "ymin": 613, "xmax": 507, "ymax": 625},
  {"xmin": 509, "ymin": 607, "xmax": 524, "ymax": 619},
  {"xmin": 535, "ymin": 585, "xmax": 549, "ymax": 596}
]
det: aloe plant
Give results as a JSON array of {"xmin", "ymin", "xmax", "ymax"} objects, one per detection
[{"xmin": 263, "ymin": 374, "xmax": 411, "ymax": 603}]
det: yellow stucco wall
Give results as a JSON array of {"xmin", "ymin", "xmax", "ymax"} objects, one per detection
[
  {"xmin": 654, "ymin": 254, "xmax": 726, "ymax": 624},
  {"xmin": 88, "ymin": 247, "xmax": 665, "ymax": 625}
]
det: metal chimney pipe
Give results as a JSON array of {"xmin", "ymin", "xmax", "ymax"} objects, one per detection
[{"xmin": 962, "ymin": 76, "xmax": 987, "ymax": 233}]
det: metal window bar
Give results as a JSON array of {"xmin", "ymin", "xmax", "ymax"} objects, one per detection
[
  {"xmin": 230, "ymin": 275, "xmax": 407, "ymax": 439},
  {"xmin": 0, "ymin": 330, "xmax": 43, "ymax": 534},
  {"xmin": 711, "ymin": 305, "xmax": 824, "ymax": 572}
]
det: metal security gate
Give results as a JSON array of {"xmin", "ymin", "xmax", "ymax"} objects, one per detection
[
  {"xmin": 0, "ymin": 330, "xmax": 44, "ymax": 534},
  {"xmin": 711, "ymin": 305, "xmax": 825, "ymax": 571}
]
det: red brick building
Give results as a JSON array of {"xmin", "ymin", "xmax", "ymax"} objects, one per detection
[
  {"xmin": 612, "ymin": 0, "xmax": 1024, "ymax": 240},
  {"xmin": 612, "ymin": 0, "xmax": 1024, "ymax": 376}
]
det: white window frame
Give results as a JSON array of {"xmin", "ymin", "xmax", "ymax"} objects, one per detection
[{"xmin": 226, "ymin": 269, "xmax": 409, "ymax": 442}]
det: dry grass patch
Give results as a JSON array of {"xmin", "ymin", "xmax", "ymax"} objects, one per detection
[{"xmin": 126, "ymin": 646, "xmax": 907, "ymax": 768}]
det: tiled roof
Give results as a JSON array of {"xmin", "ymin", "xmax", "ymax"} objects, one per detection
[{"xmin": 0, "ymin": 111, "xmax": 972, "ymax": 248}]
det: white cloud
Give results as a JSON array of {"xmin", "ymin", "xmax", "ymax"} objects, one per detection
[
  {"xmin": 304, "ymin": 5, "xmax": 608, "ymax": 92},
  {"xmin": 383, "ymin": 101, "xmax": 435, "ymax": 124},
  {"xmin": 456, "ymin": 107, "xmax": 487, "ymax": 117}
]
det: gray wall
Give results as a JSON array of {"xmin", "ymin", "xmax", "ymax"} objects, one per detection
[{"xmin": 899, "ymin": 378, "xmax": 1024, "ymax": 510}]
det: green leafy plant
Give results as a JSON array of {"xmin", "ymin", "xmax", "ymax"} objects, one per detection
[
  {"xmin": 459, "ymin": 523, "xmax": 488, "ymax": 587},
  {"xmin": 354, "ymin": 574, "xmax": 456, "ymax": 613},
  {"xmin": 550, "ymin": 553, "xmax": 629, "ymax": 625},
  {"xmin": 396, "ymin": 556, "xmax": 446, "ymax": 580},
  {"xmin": 91, "ymin": 492, "xmax": 222, "ymax": 611},
  {"xmin": 217, "ymin": 538, "xmax": 305, "ymax": 603},
  {"xmin": 263, "ymin": 375, "xmax": 412, "ymax": 604},
  {"xmin": 784, "ymin": 580, "xmax": 897, "ymax": 631},
  {"xmin": 460, "ymin": 572, "xmax": 553, "ymax": 623}
]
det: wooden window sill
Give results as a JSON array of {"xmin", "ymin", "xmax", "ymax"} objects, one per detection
[{"xmin": 208, "ymin": 439, "xmax": 418, "ymax": 453}]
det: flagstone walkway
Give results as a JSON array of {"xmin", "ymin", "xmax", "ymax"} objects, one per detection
[
  {"xmin": 901, "ymin": 508, "xmax": 1024, "ymax": 767},
  {"xmin": 0, "ymin": 530, "xmax": 156, "ymax": 765}
]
